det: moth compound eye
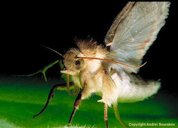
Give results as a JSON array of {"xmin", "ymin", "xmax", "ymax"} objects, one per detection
[
  {"xmin": 75, "ymin": 60, "xmax": 81, "ymax": 66},
  {"xmin": 74, "ymin": 59, "xmax": 85, "ymax": 70},
  {"xmin": 75, "ymin": 60, "xmax": 81, "ymax": 70}
]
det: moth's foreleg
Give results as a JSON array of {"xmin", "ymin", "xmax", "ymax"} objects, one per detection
[
  {"xmin": 33, "ymin": 84, "xmax": 59, "ymax": 118},
  {"xmin": 104, "ymin": 103, "xmax": 109, "ymax": 128},
  {"xmin": 33, "ymin": 83, "xmax": 73, "ymax": 118},
  {"xmin": 68, "ymin": 90, "xmax": 82, "ymax": 125}
]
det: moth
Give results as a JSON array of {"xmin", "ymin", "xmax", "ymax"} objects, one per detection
[{"xmin": 32, "ymin": 2, "xmax": 170, "ymax": 128}]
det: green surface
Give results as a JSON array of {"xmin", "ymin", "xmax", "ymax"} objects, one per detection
[{"xmin": 0, "ymin": 78, "xmax": 177, "ymax": 128}]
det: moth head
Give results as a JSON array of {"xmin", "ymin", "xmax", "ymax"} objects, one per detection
[{"xmin": 61, "ymin": 48, "xmax": 85, "ymax": 75}]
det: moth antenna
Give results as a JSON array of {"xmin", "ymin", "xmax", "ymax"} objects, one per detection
[
  {"xmin": 41, "ymin": 44, "xmax": 63, "ymax": 58},
  {"xmin": 78, "ymin": 57, "xmax": 146, "ymax": 69}
]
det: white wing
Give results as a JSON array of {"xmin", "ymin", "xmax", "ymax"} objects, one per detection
[{"xmin": 105, "ymin": 2, "xmax": 170, "ymax": 73}]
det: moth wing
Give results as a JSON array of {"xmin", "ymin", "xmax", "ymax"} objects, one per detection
[{"xmin": 105, "ymin": 2, "xmax": 170, "ymax": 73}]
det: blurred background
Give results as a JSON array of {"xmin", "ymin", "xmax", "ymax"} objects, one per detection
[{"xmin": 0, "ymin": 1, "xmax": 177, "ymax": 96}]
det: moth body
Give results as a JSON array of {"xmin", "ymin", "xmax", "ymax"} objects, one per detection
[{"xmin": 62, "ymin": 40, "xmax": 161, "ymax": 106}]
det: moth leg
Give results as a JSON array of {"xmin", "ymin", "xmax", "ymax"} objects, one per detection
[
  {"xmin": 27, "ymin": 60, "xmax": 59, "ymax": 82},
  {"xmin": 66, "ymin": 74, "xmax": 73, "ymax": 95},
  {"xmin": 113, "ymin": 103, "xmax": 128, "ymax": 128},
  {"xmin": 33, "ymin": 83, "xmax": 74, "ymax": 118},
  {"xmin": 68, "ymin": 90, "xmax": 82, "ymax": 125},
  {"xmin": 104, "ymin": 103, "xmax": 109, "ymax": 128}
]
